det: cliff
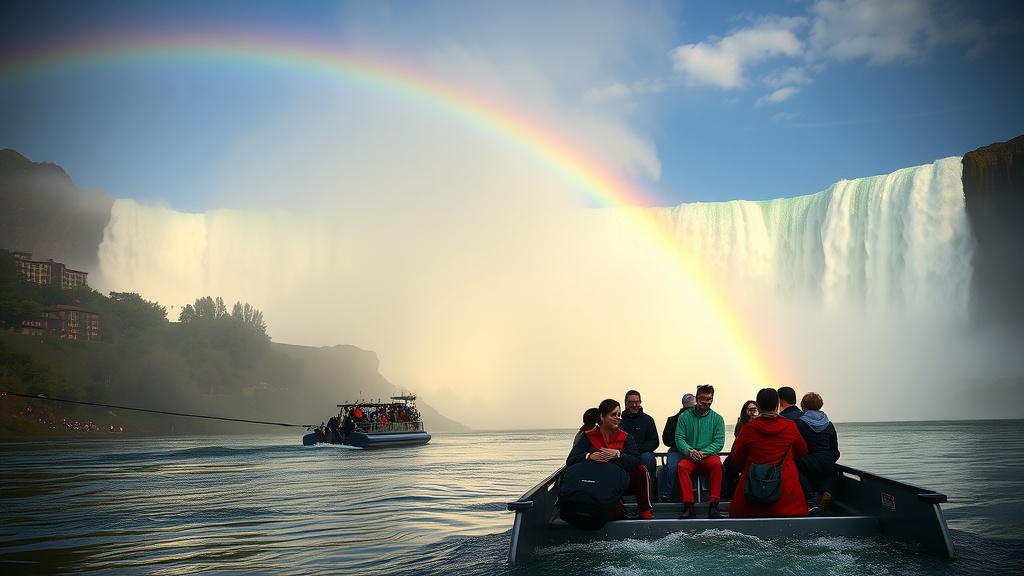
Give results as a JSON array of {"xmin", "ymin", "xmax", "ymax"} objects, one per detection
[
  {"xmin": 0, "ymin": 149, "xmax": 113, "ymax": 272},
  {"xmin": 269, "ymin": 343, "xmax": 466, "ymax": 432},
  {"xmin": 962, "ymin": 135, "xmax": 1024, "ymax": 332}
]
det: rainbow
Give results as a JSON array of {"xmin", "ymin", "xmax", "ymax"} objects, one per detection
[{"xmin": 1, "ymin": 29, "xmax": 790, "ymax": 392}]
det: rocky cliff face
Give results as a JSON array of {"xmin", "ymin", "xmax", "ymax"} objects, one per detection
[
  {"xmin": 962, "ymin": 135, "xmax": 1024, "ymax": 332},
  {"xmin": 0, "ymin": 149, "xmax": 113, "ymax": 272}
]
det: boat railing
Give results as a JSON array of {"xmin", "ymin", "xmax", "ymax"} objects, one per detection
[
  {"xmin": 506, "ymin": 465, "xmax": 565, "ymax": 566},
  {"xmin": 651, "ymin": 450, "xmax": 723, "ymax": 503},
  {"xmin": 354, "ymin": 421, "xmax": 425, "ymax": 434},
  {"xmin": 507, "ymin": 456, "xmax": 956, "ymax": 563}
]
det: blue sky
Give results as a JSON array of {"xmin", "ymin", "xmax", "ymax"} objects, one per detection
[{"xmin": 2, "ymin": 0, "xmax": 1022, "ymax": 213}]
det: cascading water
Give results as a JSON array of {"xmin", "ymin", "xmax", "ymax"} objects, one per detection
[
  {"xmin": 95, "ymin": 156, "xmax": 1015, "ymax": 424},
  {"xmin": 648, "ymin": 156, "xmax": 975, "ymax": 315}
]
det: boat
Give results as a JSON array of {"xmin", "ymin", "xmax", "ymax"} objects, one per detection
[
  {"xmin": 302, "ymin": 394, "xmax": 431, "ymax": 448},
  {"xmin": 506, "ymin": 455, "xmax": 956, "ymax": 565}
]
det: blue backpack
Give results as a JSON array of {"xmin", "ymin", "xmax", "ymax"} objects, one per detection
[{"xmin": 558, "ymin": 460, "xmax": 629, "ymax": 530}]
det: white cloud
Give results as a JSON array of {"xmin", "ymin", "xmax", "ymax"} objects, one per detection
[
  {"xmin": 585, "ymin": 83, "xmax": 633, "ymax": 102},
  {"xmin": 763, "ymin": 66, "xmax": 812, "ymax": 88},
  {"xmin": 670, "ymin": 21, "xmax": 804, "ymax": 88},
  {"xmin": 771, "ymin": 111, "xmax": 801, "ymax": 122},
  {"xmin": 670, "ymin": 42, "xmax": 743, "ymax": 89},
  {"xmin": 808, "ymin": 0, "xmax": 993, "ymax": 64},
  {"xmin": 666, "ymin": 0, "xmax": 1005, "ymax": 104},
  {"xmin": 584, "ymin": 78, "xmax": 669, "ymax": 103},
  {"xmin": 632, "ymin": 78, "xmax": 670, "ymax": 95},
  {"xmin": 757, "ymin": 86, "xmax": 800, "ymax": 106}
]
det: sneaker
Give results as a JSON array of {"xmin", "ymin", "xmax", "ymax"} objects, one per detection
[
  {"xmin": 659, "ymin": 495, "xmax": 671, "ymax": 503},
  {"xmin": 640, "ymin": 510, "xmax": 654, "ymax": 520},
  {"xmin": 677, "ymin": 502, "xmax": 696, "ymax": 519},
  {"xmin": 818, "ymin": 492, "xmax": 833, "ymax": 510},
  {"xmin": 708, "ymin": 502, "xmax": 722, "ymax": 519},
  {"xmin": 616, "ymin": 501, "xmax": 639, "ymax": 520},
  {"xmin": 614, "ymin": 501, "xmax": 626, "ymax": 520}
]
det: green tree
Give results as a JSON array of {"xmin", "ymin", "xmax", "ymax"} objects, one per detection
[
  {"xmin": 105, "ymin": 292, "xmax": 168, "ymax": 340},
  {"xmin": 179, "ymin": 296, "xmax": 228, "ymax": 323},
  {"xmin": 230, "ymin": 301, "xmax": 269, "ymax": 341},
  {"xmin": 0, "ymin": 338, "xmax": 75, "ymax": 398},
  {"xmin": 176, "ymin": 296, "xmax": 271, "ymax": 393},
  {"xmin": 0, "ymin": 250, "xmax": 43, "ymax": 329},
  {"xmin": 180, "ymin": 296, "xmax": 269, "ymax": 341}
]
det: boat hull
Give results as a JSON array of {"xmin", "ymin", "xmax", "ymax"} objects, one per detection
[
  {"xmin": 302, "ymin": 430, "xmax": 431, "ymax": 449},
  {"xmin": 506, "ymin": 463, "xmax": 956, "ymax": 565},
  {"xmin": 347, "ymin": 431, "xmax": 432, "ymax": 449}
]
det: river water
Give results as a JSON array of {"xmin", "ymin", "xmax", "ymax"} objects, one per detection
[{"xmin": 1, "ymin": 420, "xmax": 1022, "ymax": 575}]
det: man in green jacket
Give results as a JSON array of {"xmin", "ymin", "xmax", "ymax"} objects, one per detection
[{"xmin": 674, "ymin": 384, "xmax": 726, "ymax": 519}]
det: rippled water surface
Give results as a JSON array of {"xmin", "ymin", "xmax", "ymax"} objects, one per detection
[{"xmin": 1, "ymin": 421, "xmax": 1022, "ymax": 575}]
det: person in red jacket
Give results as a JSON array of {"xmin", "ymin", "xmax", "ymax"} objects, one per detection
[
  {"xmin": 728, "ymin": 387, "xmax": 809, "ymax": 518},
  {"xmin": 566, "ymin": 398, "xmax": 654, "ymax": 520}
]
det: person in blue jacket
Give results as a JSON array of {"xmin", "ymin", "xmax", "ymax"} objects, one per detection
[{"xmin": 795, "ymin": 392, "xmax": 840, "ymax": 509}]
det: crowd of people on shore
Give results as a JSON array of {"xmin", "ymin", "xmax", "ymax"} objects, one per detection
[
  {"xmin": 566, "ymin": 384, "xmax": 839, "ymax": 521},
  {"xmin": 8, "ymin": 402, "xmax": 124, "ymax": 434}
]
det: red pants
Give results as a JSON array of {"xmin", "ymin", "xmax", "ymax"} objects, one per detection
[
  {"xmin": 676, "ymin": 454, "xmax": 723, "ymax": 503},
  {"xmin": 627, "ymin": 465, "xmax": 653, "ymax": 512}
]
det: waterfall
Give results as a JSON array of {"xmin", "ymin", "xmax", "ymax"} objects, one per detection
[
  {"xmin": 95, "ymin": 156, "xmax": 1010, "ymax": 425},
  {"xmin": 649, "ymin": 156, "xmax": 974, "ymax": 315}
]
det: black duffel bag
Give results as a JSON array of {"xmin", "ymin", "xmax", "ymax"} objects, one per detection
[{"xmin": 558, "ymin": 460, "xmax": 629, "ymax": 530}]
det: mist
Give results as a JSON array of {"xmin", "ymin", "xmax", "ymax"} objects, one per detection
[
  {"xmin": 92, "ymin": 139, "xmax": 1024, "ymax": 430},
  {"xmin": 83, "ymin": 5, "xmax": 1023, "ymax": 430}
]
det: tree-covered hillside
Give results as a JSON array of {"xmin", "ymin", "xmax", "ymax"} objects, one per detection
[{"xmin": 0, "ymin": 249, "xmax": 464, "ymax": 436}]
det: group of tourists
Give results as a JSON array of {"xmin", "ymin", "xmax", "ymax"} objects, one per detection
[
  {"xmin": 341, "ymin": 402, "xmax": 421, "ymax": 426},
  {"xmin": 314, "ymin": 401, "xmax": 423, "ymax": 444},
  {"xmin": 566, "ymin": 384, "xmax": 839, "ymax": 522}
]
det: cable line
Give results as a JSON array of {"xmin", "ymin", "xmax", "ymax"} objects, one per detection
[{"xmin": 1, "ymin": 391, "xmax": 314, "ymax": 428}]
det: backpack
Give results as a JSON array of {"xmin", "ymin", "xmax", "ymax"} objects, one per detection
[
  {"xmin": 558, "ymin": 460, "xmax": 629, "ymax": 530},
  {"xmin": 743, "ymin": 447, "xmax": 791, "ymax": 505}
]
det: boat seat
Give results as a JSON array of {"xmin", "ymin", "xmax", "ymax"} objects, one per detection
[{"xmin": 654, "ymin": 453, "xmax": 716, "ymax": 503}]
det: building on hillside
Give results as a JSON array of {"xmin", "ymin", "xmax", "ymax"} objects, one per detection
[
  {"xmin": 12, "ymin": 251, "xmax": 89, "ymax": 289},
  {"xmin": 13, "ymin": 304, "xmax": 101, "ymax": 341},
  {"xmin": 8, "ymin": 251, "xmax": 99, "ymax": 340},
  {"xmin": 49, "ymin": 304, "xmax": 101, "ymax": 340}
]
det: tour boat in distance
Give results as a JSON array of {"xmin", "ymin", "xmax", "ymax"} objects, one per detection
[
  {"xmin": 506, "ymin": 457, "xmax": 956, "ymax": 565},
  {"xmin": 302, "ymin": 394, "xmax": 431, "ymax": 448}
]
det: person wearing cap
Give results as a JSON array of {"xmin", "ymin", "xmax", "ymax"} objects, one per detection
[{"xmin": 658, "ymin": 393, "xmax": 696, "ymax": 502}]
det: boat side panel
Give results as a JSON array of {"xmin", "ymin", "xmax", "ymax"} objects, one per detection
[
  {"xmin": 546, "ymin": 515, "xmax": 880, "ymax": 546},
  {"xmin": 831, "ymin": 465, "xmax": 956, "ymax": 558},
  {"xmin": 508, "ymin": 464, "xmax": 955, "ymax": 564},
  {"xmin": 348, "ymin": 432, "xmax": 432, "ymax": 449},
  {"xmin": 507, "ymin": 467, "xmax": 563, "ymax": 566}
]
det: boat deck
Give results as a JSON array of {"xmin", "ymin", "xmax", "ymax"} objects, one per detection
[
  {"xmin": 507, "ymin": 463, "xmax": 956, "ymax": 565},
  {"xmin": 545, "ymin": 500, "xmax": 879, "ymax": 542}
]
